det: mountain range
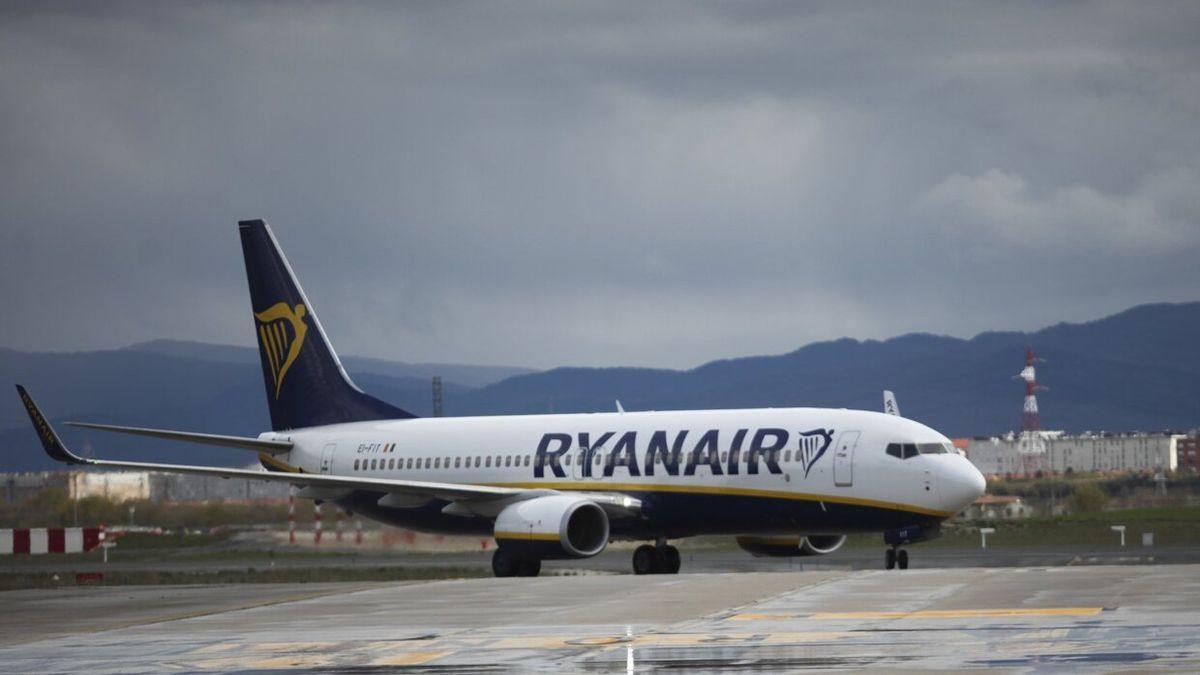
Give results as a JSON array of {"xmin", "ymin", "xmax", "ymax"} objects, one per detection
[{"xmin": 3, "ymin": 302, "xmax": 1197, "ymax": 472}]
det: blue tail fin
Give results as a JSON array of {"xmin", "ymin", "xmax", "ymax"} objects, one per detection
[{"xmin": 239, "ymin": 219, "xmax": 415, "ymax": 430}]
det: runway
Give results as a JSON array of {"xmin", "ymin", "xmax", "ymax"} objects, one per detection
[{"xmin": 3, "ymin": 565, "xmax": 1198, "ymax": 672}]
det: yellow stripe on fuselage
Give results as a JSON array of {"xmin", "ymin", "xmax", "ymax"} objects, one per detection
[
  {"xmin": 494, "ymin": 531, "xmax": 559, "ymax": 542},
  {"xmin": 486, "ymin": 481, "xmax": 954, "ymax": 518}
]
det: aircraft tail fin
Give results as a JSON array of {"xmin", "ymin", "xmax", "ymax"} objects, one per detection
[
  {"xmin": 883, "ymin": 390, "xmax": 901, "ymax": 417},
  {"xmin": 238, "ymin": 219, "xmax": 415, "ymax": 430}
]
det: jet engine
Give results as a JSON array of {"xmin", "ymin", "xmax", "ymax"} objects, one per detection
[
  {"xmin": 736, "ymin": 534, "xmax": 848, "ymax": 558},
  {"xmin": 493, "ymin": 495, "xmax": 609, "ymax": 559}
]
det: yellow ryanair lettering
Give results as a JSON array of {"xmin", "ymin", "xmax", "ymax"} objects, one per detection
[{"xmin": 254, "ymin": 302, "xmax": 308, "ymax": 399}]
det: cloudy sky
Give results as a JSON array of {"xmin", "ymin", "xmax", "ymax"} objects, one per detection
[{"xmin": 2, "ymin": 2, "xmax": 1198, "ymax": 369}]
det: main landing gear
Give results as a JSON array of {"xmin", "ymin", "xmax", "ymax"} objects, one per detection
[
  {"xmin": 492, "ymin": 548, "xmax": 542, "ymax": 577},
  {"xmin": 885, "ymin": 546, "xmax": 909, "ymax": 570},
  {"xmin": 632, "ymin": 541, "xmax": 681, "ymax": 575}
]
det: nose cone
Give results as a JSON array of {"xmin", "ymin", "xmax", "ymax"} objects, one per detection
[{"xmin": 942, "ymin": 456, "xmax": 987, "ymax": 512}]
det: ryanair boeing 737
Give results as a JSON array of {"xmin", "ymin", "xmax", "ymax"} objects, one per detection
[{"xmin": 17, "ymin": 220, "xmax": 986, "ymax": 576}]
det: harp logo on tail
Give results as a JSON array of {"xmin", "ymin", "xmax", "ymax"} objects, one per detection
[
  {"xmin": 255, "ymin": 303, "xmax": 308, "ymax": 399},
  {"xmin": 797, "ymin": 428, "xmax": 834, "ymax": 478}
]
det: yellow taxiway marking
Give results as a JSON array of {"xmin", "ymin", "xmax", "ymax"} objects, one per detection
[
  {"xmin": 251, "ymin": 641, "xmax": 339, "ymax": 652},
  {"xmin": 814, "ymin": 607, "xmax": 1105, "ymax": 620},
  {"xmin": 491, "ymin": 635, "xmax": 628, "ymax": 649},
  {"xmin": 245, "ymin": 654, "xmax": 333, "ymax": 669},
  {"xmin": 489, "ymin": 631, "xmax": 858, "ymax": 650},
  {"xmin": 188, "ymin": 643, "xmax": 239, "ymax": 655},
  {"xmin": 371, "ymin": 652, "xmax": 450, "ymax": 666},
  {"xmin": 732, "ymin": 607, "xmax": 1104, "ymax": 621}
]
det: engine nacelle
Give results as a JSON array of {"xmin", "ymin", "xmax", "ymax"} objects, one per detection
[
  {"xmin": 801, "ymin": 534, "xmax": 848, "ymax": 555},
  {"xmin": 736, "ymin": 534, "xmax": 848, "ymax": 558},
  {"xmin": 493, "ymin": 495, "xmax": 609, "ymax": 559}
]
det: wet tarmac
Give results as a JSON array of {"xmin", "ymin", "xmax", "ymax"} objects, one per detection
[{"xmin": 3, "ymin": 565, "xmax": 1198, "ymax": 672}]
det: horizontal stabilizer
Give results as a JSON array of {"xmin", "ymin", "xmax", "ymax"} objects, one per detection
[{"xmin": 66, "ymin": 422, "xmax": 293, "ymax": 454}]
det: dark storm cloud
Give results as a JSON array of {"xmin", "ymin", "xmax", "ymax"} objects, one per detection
[{"xmin": 2, "ymin": 1, "xmax": 1198, "ymax": 368}]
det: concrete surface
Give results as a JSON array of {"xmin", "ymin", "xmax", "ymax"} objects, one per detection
[{"xmin": 3, "ymin": 565, "xmax": 1198, "ymax": 672}]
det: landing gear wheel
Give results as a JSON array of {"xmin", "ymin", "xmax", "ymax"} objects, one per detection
[
  {"xmin": 633, "ymin": 544, "xmax": 658, "ymax": 575},
  {"xmin": 517, "ymin": 558, "xmax": 542, "ymax": 577},
  {"xmin": 885, "ymin": 548, "xmax": 896, "ymax": 570},
  {"xmin": 492, "ymin": 549, "xmax": 518, "ymax": 577},
  {"xmin": 897, "ymin": 549, "xmax": 909, "ymax": 570},
  {"xmin": 662, "ymin": 545, "xmax": 681, "ymax": 574}
]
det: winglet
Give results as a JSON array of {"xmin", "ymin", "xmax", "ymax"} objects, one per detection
[
  {"xmin": 615, "ymin": 400, "xmax": 625, "ymax": 414},
  {"xmin": 15, "ymin": 385, "xmax": 86, "ymax": 464}
]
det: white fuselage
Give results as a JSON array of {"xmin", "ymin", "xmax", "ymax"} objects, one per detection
[{"xmin": 265, "ymin": 407, "xmax": 985, "ymax": 538}]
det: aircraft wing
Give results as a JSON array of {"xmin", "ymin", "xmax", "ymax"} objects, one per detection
[
  {"xmin": 18, "ymin": 385, "xmax": 638, "ymax": 512},
  {"xmin": 65, "ymin": 421, "xmax": 293, "ymax": 454}
]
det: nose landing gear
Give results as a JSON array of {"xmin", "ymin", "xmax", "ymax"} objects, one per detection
[
  {"xmin": 883, "ymin": 524, "xmax": 934, "ymax": 570},
  {"xmin": 632, "ymin": 541, "xmax": 681, "ymax": 575}
]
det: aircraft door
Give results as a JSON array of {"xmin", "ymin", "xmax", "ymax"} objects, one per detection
[
  {"xmin": 578, "ymin": 443, "xmax": 603, "ymax": 480},
  {"xmin": 320, "ymin": 443, "xmax": 336, "ymax": 474},
  {"xmin": 833, "ymin": 431, "xmax": 859, "ymax": 487},
  {"xmin": 571, "ymin": 443, "xmax": 585, "ymax": 480}
]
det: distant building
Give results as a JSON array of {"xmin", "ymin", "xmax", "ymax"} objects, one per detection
[
  {"xmin": 965, "ymin": 432, "xmax": 1183, "ymax": 476},
  {"xmin": 69, "ymin": 471, "xmax": 151, "ymax": 501},
  {"xmin": 1177, "ymin": 436, "xmax": 1200, "ymax": 473},
  {"xmin": 2, "ymin": 470, "xmax": 289, "ymax": 504},
  {"xmin": 3, "ymin": 472, "xmax": 69, "ymax": 504},
  {"xmin": 961, "ymin": 495, "xmax": 1034, "ymax": 520}
]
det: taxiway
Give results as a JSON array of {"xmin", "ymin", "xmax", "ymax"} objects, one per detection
[{"xmin": 3, "ymin": 564, "xmax": 1198, "ymax": 671}]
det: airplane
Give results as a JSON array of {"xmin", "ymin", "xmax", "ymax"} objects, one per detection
[{"xmin": 16, "ymin": 219, "xmax": 986, "ymax": 576}]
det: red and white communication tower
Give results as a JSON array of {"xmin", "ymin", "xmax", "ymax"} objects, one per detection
[
  {"xmin": 1015, "ymin": 347, "xmax": 1048, "ymax": 473},
  {"xmin": 1018, "ymin": 347, "xmax": 1044, "ymax": 431}
]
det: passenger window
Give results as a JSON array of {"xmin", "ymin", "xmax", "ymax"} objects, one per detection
[
  {"xmin": 475, "ymin": 456, "xmax": 481, "ymax": 468},
  {"xmin": 524, "ymin": 455, "xmax": 531, "ymax": 467},
  {"xmin": 353, "ymin": 459, "xmax": 360, "ymax": 470},
  {"xmin": 371, "ymin": 458, "xmax": 378, "ymax": 470},
  {"xmin": 425, "ymin": 457, "xmax": 432, "ymax": 469},
  {"xmin": 455, "ymin": 457, "xmax": 461, "ymax": 468},
  {"xmin": 434, "ymin": 458, "xmax": 441, "ymax": 469},
  {"xmin": 389, "ymin": 458, "xmax": 395, "ymax": 470},
  {"xmin": 486, "ymin": 456, "xmax": 492, "ymax": 468},
  {"xmin": 505, "ymin": 456, "xmax": 512, "ymax": 467}
]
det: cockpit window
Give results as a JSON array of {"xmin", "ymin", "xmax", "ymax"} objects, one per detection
[
  {"xmin": 886, "ymin": 443, "xmax": 926, "ymax": 459},
  {"xmin": 917, "ymin": 442, "xmax": 952, "ymax": 454}
]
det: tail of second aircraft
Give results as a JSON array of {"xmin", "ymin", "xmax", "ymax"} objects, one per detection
[{"xmin": 239, "ymin": 219, "xmax": 415, "ymax": 431}]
